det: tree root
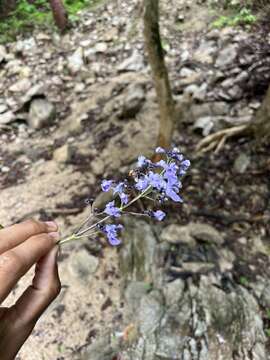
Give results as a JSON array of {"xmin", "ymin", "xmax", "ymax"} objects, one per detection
[{"xmin": 196, "ymin": 124, "xmax": 250, "ymax": 154}]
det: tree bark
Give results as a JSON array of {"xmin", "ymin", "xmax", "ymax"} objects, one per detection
[
  {"xmin": 48, "ymin": 0, "xmax": 68, "ymax": 32},
  {"xmin": 143, "ymin": 0, "xmax": 175, "ymax": 150}
]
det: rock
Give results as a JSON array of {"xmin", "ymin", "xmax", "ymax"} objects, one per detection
[
  {"xmin": 125, "ymin": 281, "xmax": 149, "ymax": 320},
  {"xmin": 53, "ymin": 144, "xmax": 73, "ymax": 164},
  {"xmin": 9, "ymin": 79, "xmax": 32, "ymax": 93},
  {"xmin": 0, "ymin": 45, "xmax": 7, "ymax": 63},
  {"xmin": 188, "ymin": 222, "xmax": 224, "ymax": 245},
  {"xmin": 68, "ymin": 47, "xmax": 84, "ymax": 74},
  {"xmin": 118, "ymin": 50, "xmax": 145, "ymax": 72},
  {"xmin": 0, "ymin": 111, "xmax": 16, "ymax": 125},
  {"xmin": 119, "ymin": 83, "xmax": 145, "ymax": 118},
  {"xmin": 68, "ymin": 249, "xmax": 99, "ymax": 283},
  {"xmin": 95, "ymin": 42, "xmax": 108, "ymax": 53},
  {"xmin": 0, "ymin": 104, "xmax": 8, "ymax": 114},
  {"xmin": 160, "ymin": 224, "xmax": 196, "ymax": 246},
  {"xmin": 180, "ymin": 262, "xmax": 215, "ymax": 274},
  {"xmin": 193, "ymin": 116, "xmax": 214, "ymax": 136},
  {"xmin": 164, "ymin": 279, "xmax": 185, "ymax": 307},
  {"xmin": 233, "ymin": 153, "xmax": 251, "ymax": 174},
  {"xmin": 28, "ymin": 98, "xmax": 56, "ymax": 129},
  {"xmin": 215, "ymin": 44, "xmax": 238, "ymax": 68},
  {"xmin": 79, "ymin": 333, "xmax": 119, "ymax": 360},
  {"xmin": 15, "ymin": 37, "xmax": 37, "ymax": 55},
  {"xmin": 193, "ymin": 40, "xmax": 216, "ymax": 64},
  {"xmin": 21, "ymin": 83, "xmax": 46, "ymax": 105},
  {"xmin": 139, "ymin": 291, "xmax": 163, "ymax": 336}
]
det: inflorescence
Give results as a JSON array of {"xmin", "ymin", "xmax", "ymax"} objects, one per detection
[{"xmin": 59, "ymin": 147, "xmax": 190, "ymax": 246}]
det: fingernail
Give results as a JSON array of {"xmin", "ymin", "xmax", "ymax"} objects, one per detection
[
  {"xmin": 49, "ymin": 232, "xmax": 60, "ymax": 242},
  {"xmin": 45, "ymin": 221, "xmax": 58, "ymax": 232}
]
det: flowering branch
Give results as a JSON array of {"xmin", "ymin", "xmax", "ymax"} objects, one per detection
[{"xmin": 58, "ymin": 147, "xmax": 190, "ymax": 246}]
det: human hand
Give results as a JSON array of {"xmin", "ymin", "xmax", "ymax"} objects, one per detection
[{"xmin": 0, "ymin": 220, "xmax": 61, "ymax": 360}]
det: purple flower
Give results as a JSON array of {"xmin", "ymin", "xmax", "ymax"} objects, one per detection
[
  {"xmin": 120, "ymin": 192, "xmax": 129, "ymax": 205},
  {"xmin": 103, "ymin": 224, "xmax": 123, "ymax": 246},
  {"xmin": 165, "ymin": 185, "xmax": 183, "ymax": 202},
  {"xmin": 137, "ymin": 155, "xmax": 147, "ymax": 167},
  {"xmin": 101, "ymin": 179, "xmax": 113, "ymax": 192},
  {"xmin": 104, "ymin": 201, "xmax": 121, "ymax": 217},
  {"xmin": 135, "ymin": 177, "xmax": 149, "ymax": 191},
  {"xmin": 113, "ymin": 182, "xmax": 125, "ymax": 195},
  {"xmin": 153, "ymin": 210, "xmax": 166, "ymax": 221},
  {"xmin": 147, "ymin": 172, "xmax": 165, "ymax": 191},
  {"xmin": 155, "ymin": 147, "xmax": 166, "ymax": 154}
]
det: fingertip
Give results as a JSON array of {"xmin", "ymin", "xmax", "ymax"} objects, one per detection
[{"xmin": 45, "ymin": 221, "xmax": 58, "ymax": 232}]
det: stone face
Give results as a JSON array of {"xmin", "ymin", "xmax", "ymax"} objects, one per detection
[
  {"xmin": 188, "ymin": 222, "xmax": 224, "ymax": 245},
  {"xmin": 9, "ymin": 78, "xmax": 32, "ymax": 93},
  {"xmin": 118, "ymin": 50, "xmax": 145, "ymax": 72},
  {"xmin": 233, "ymin": 153, "xmax": 251, "ymax": 174},
  {"xmin": 119, "ymin": 83, "xmax": 145, "ymax": 118},
  {"xmin": 68, "ymin": 249, "xmax": 99, "ymax": 283},
  {"xmin": 28, "ymin": 98, "xmax": 56, "ymax": 129},
  {"xmin": 0, "ymin": 111, "xmax": 16, "ymax": 125},
  {"xmin": 53, "ymin": 144, "xmax": 73, "ymax": 164},
  {"xmin": 68, "ymin": 47, "xmax": 84, "ymax": 74},
  {"xmin": 215, "ymin": 44, "xmax": 238, "ymax": 68},
  {"xmin": 160, "ymin": 224, "xmax": 196, "ymax": 246}
]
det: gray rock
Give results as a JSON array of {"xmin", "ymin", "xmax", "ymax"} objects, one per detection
[
  {"xmin": 118, "ymin": 50, "xmax": 145, "ymax": 72},
  {"xmin": 176, "ymin": 262, "xmax": 215, "ymax": 274},
  {"xmin": 15, "ymin": 37, "xmax": 37, "ymax": 55},
  {"xmin": 215, "ymin": 44, "xmax": 238, "ymax": 68},
  {"xmin": 164, "ymin": 279, "xmax": 185, "ymax": 306},
  {"xmin": 233, "ymin": 153, "xmax": 251, "ymax": 174},
  {"xmin": 9, "ymin": 78, "xmax": 32, "ymax": 93},
  {"xmin": 0, "ymin": 104, "xmax": 8, "ymax": 114},
  {"xmin": 68, "ymin": 249, "xmax": 99, "ymax": 283},
  {"xmin": 125, "ymin": 281, "xmax": 149, "ymax": 320},
  {"xmin": 68, "ymin": 47, "xmax": 84, "ymax": 74},
  {"xmin": 139, "ymin": 291, "xmax": 164, "ymax": 336},
  {"xmin": 193, "ymin": 40, "xmax": 216, "ymax": 64},
  {"xmin": 28, "ymin": 98, "xmax": 56, "ymax": 129},
  {"xmin": 188, "ymin": 222, "xmax": 224, "ymax": 245},
  {"xmin": 0, "ymin": 111, "xmax": 16, "ymax": 125},
  {"xmin": 0, "ymin": 45, "xmax": 7, "ymax": 63},
  {"xmin": 53, "ymin": 144, "xmax": 73, "ymax": 164},
  {"xmin": 95, "ymin": 42, "xmax": 108, "ymax": 53},
  {"xmin": 21, "ymin": 83, "xmax": 46, "ymax": 105},
  {"xmin": 120, "ymin": 83, "xmax": 145, "ymax": 118},
  {"xmin": 193, "ymin": 116, "xmax": 214, "ymax": 136},
  {"xmin": 160, "ymin": 224, "xmax": 196, "ymax": 246},
  {"xmin": 79, "ymin": 333, "xmax": 119, "ymax": 360}
]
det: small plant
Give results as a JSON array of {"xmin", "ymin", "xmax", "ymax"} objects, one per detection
[
  {"xmin": 239, "ymin": 276, "xmax": 249, "ymax": 286},
  {"xmin": 212, "ymin": 7, "xmax": 256, "ymax": 28},
  {"xmin": 59, "ymin": 147, "xmax": 190, "ymax": 246}
]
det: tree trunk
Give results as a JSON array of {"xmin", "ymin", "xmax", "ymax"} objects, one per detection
[
  {"xmin": 48, "ymin": 0, "xmax": 68, "ymax": 32},
  {"xmin": 252, "ymin": 84, "xmax": 270, "ymax": 143},
  {"xmin": 143, "ymin": 0, "xmax": 175, "ymax": 150}
]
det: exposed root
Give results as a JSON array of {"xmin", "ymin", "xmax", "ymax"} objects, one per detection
[{"xmin": 196, "ymin": 124, "xmax": 250, "ymax": 154}]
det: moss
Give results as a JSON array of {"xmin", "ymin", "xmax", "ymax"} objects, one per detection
[{"xmin": 212, "ymin": 7, "xmax": 257, "ymax": 28}]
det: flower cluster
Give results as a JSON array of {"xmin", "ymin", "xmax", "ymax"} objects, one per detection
[{"xmin": 59, "ymin": 147, "xmax": 190, "ymax": 247}]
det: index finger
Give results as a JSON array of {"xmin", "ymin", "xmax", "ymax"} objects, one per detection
[
  {"xmin": 0, "ymin": 231, "xmax": 59, "ymax": 303},
  {"xmin": 0, "ymin": 220, "xmax": 58, "ymax": 254}
]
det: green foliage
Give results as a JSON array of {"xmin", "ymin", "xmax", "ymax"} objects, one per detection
[
  {"xmin": 265, "ymin": 328, "xmax": 270, "ymax": 337},
  {"xmin": 0, "ymin": 0, "xmax": 99, "ymax": 43},
  {"xmin": 212, "ymin": 7, "xmax": 256, "ymax": 28},
  {"xmin": 239, "ymin": 276, "xmax": 249, "ymax": 286}
]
